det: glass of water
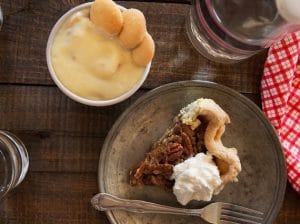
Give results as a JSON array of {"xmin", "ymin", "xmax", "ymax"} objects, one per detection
[
  {"xmin": 0, "ymin": 131, "xmax": 29, "ymax": 199},
  {"xmin": 186, "ymin": 0, "xmax": 300, "ymax": 63}
]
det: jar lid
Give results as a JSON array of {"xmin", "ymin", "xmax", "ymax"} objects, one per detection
[{"xmin": 276, "ymin": 0, "xmax": 300, "ymax": 23}]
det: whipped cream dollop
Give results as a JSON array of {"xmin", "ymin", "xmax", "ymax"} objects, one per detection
[{"xmin": 171, "ymin": 153, "xmax": 222, "ymax": 205}]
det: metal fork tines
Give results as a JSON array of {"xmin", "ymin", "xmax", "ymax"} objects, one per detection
[{"xmin": 219, "ymin": 203, "xmax": 264, "ymax": 224}]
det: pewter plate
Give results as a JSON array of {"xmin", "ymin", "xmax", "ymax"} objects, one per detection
[{"xmin": 98, "ymin": 81, "xmax": 286, "ymax": 224}]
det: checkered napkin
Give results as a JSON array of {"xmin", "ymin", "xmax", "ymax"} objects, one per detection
[{"xmin": 261, "ymin": 31, "xmax": 300, "ymax": 193}]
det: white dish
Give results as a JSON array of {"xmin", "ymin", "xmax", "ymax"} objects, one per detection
[{"xmin": 46, "ymin": 2, "xmax": 151, "ymax": 106}]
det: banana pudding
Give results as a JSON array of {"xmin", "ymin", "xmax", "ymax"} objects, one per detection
[{"xmin": 50, "ymin": 0, "xmax": 155, "ymax": 101}]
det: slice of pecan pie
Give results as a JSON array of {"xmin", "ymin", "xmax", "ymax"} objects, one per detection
[{"xmin": 130, "ymin": 98, "xmax": 241, "ymax": 194}]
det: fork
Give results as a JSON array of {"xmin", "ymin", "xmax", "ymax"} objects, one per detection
[{"xmin": 91, "ymin": 193, "xmax": 264, "ymax": 224}]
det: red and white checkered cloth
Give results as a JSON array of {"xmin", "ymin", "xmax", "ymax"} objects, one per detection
[{"xmin": 261, "ymin": 31, "xmax": 300, "ymax": 193}]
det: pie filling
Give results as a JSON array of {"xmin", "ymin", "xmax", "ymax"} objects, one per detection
[{"xmin": 130, "ymin": 116, "xmax": 210, "ymax": 190}]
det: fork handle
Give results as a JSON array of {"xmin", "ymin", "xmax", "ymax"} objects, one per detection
[{"xmin": 91, "ymin": 193, "xmax": 201, "ymax": 217}]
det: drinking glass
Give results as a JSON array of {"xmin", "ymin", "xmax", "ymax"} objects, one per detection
[
  {"xmin": 186, "ymin": 0, "xmax": 300, "ymax": 63},
  {"xmin": 0, "ymin": 131, "xmax": 29, "ymax": 199},
  {"xmin": 0, "ymin": 8, "xmax": 28, "ymax": 199}
]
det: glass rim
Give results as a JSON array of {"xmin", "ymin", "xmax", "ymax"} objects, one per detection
[{"xmin": 0, "ymin": 131, "xmax": 29, "ymax": 199}]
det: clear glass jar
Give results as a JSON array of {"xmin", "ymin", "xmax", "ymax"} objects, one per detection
[
  {"xmin": 186, "ymin": 0, "xmax": 300, "ymax": 63},
  {"xmin": 0, "ymin": 131, "xmax": 29, "ymax": 199}
]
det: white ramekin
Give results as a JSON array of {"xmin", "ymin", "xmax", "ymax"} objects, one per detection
[{"xmin": 46, "ymin": 2, "xmax": 151, "ymax": 106}]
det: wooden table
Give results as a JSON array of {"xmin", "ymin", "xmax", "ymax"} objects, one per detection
[{"xmin": 0, "ymin": 0, "xmax": 299, "ymax": 223}]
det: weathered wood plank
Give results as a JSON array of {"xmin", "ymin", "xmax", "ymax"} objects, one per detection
[
  {"xmin": 0, "ymin": 85, "xmax": 144, "ymax": 137},
  {"xmin": 14, "ymin": 93, "xmax": 259, "ymax": 174},
  {"xmin": 18, "ymin": 131, "xmax": 103, "ymax": 173},
  {"xmin": 0, "ymin": 172, "xmax": 110, "ymax": 224},
  {"xmin": 0, "ymin": 84, "xmax": 260, "ymax": 173},
  {"xmin": 0, "ymin": 85, "xmax": 260, "ymax": 137},
  {"xmin": 0, "ymin": 0, "xmax": 265, "ymax": 94},
  {"xmin": 275, "ymin": 184, "xmax": 300, "ymax": 224},
  {"xmin": 0, "ymin": 172, "xmax": 298, "ymax": 224}
]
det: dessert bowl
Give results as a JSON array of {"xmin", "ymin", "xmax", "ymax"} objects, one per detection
[
  {"xmin": 46, "ymin": 2, "xmax": 151, "ymax": 106},
  {"xmin": 98, "ymin": 80, "xmax": 286, "ymax": 224}
]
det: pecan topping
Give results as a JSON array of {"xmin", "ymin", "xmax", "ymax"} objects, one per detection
[{"xmin": 130, "ymin": 119, "xmax": 208, "ymax": 189}]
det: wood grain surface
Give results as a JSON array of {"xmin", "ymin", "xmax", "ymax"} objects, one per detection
[
  {"xmin": 0, "ymin": 0, "xmax": 299, "ymax": 224},
  {"xmin": 0, "ymin": 0, "xmax": 265, "ymax": 93}
]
